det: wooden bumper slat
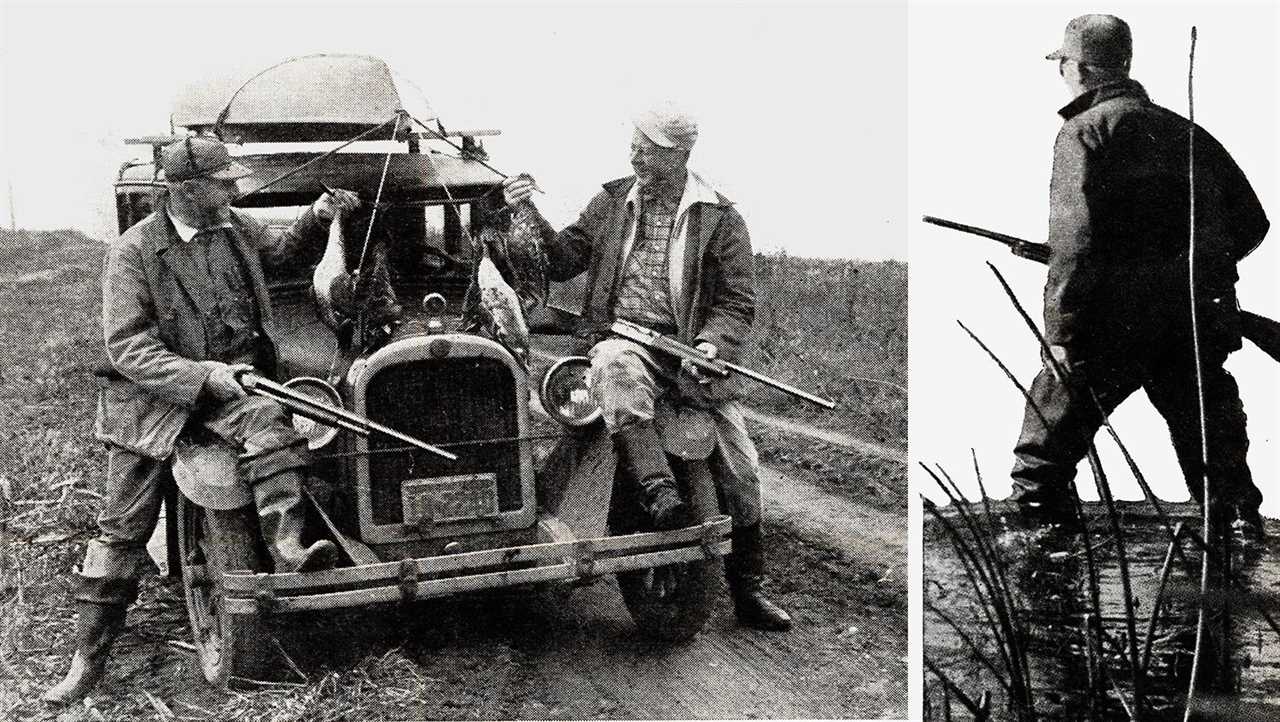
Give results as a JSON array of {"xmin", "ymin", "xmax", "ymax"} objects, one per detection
[
  {"xmin": 221, "ymin": 515, "xmax": 733, "ymax": 593},
  {"xmin": 223, "ymin": 540, "xmax": 730, "ymax": 614}
]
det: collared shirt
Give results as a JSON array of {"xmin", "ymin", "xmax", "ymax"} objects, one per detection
[
  {"xmin": 618, "ymin": 169, "xmax": 722, "ymax": 313},
  {"xmin": 167, "ymin": 205, "xmax": 233, "ymax": 243},
  {"xmin": 613, "ymin": 191, "xmax": 679, "ymax": 328}
]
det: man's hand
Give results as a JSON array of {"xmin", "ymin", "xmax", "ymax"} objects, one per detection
[
  {"xmin": 313, "ymin": 188, "xmax": 361, "ymax": 221},
  {"xmin": 502, "ymin": 174, "xmax": 538, "ymax": 206},
  {"xmin": 203, "ymin": 362, "xmax": 254, "ymax": 401},
  {"xmin": 682, "ymin": 341, "xmax": 718, "ymax": 385}
]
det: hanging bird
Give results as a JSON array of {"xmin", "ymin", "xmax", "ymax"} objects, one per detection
[
  {"xmin": 476, "ymin": 244, "xmax": 531, "ymax": 365},
  {"xmin": 505, "ymin": 198, "xmax": 551, "ymax": 312},
  {"xmin": 460, "ymin": 186, "xmax": 549, "ymax": 340},
  {"xmin": 312, "ymin": 207, "xmax": 348, "ymax": 331},
  {"xmin": 312, "ymin": 208, "xmax": 402, "ymax": 344}
]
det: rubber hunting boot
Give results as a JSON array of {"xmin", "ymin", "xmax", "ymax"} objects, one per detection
[
  {"xmin": 614, "ymin": 421, "xmax": 689, "ymax": 531},
  {"xmin": 252, "ymin": 470, "xmax": 338, "ymax": 573},
  {"xmin": 726, "ymin": 523, "xmax": 793, "ymax": 631},
  {"xmin": 42, "ymin": 601, "xmax": 127, "ymax": 704}
]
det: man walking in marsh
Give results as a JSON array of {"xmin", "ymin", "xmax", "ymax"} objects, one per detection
[
  {"xmin": 503, "ymin": 103, "xmax": 792, "ymax": 631},
  {"xmin": 1008, "ymin": 14, "xmax": 1270, "ymax": 537}
]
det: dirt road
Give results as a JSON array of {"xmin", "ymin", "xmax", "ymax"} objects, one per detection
[{"xmin": 7, "ymin": 459, "xmax": 905, "ymax": 721}]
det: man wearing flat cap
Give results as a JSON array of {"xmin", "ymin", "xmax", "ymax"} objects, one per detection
[
  {"xmin": 1009, "ymin": 15, "xmax": 1270, "ymax": 537},
  {"xmin": 45, "ymin": 136, "xmax": 362, "ymax": 703},
  {"xmin": 504, "ymin": 103, "xmax": 791, "ymax": 631}
]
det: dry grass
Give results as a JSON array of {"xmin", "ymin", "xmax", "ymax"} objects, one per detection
[
  {"xmin": 750, "ymin": 253, "xmax": 906, "ymax": 447},
  {"xmin": 0, "ymin": 229, "xmax": 110, "ymax": 717}
]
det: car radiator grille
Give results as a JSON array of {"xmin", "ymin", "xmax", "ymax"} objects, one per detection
[{"xmin": 363, "ymin": 357, "xmax": 522, "ymax": 525}]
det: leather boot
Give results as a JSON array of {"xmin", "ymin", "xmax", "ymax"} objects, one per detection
[
  {"xmin": 726, "ymin": 523, "xmax": 793, "ymax": 631},
  {"xmin": 42, "ymin": 601, "xmax": 127, "ymax": 704},
  {"xmin": 252, "ymin": 470, "xmax": 337, "ymax": 573},
  {"xmin": 614, "ymin": 421, "xmax": 689, "ymax": 531}
]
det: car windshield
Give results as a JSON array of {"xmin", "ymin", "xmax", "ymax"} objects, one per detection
[{"xmin": 256, "ymin": 201, "xmax": 483, "ymax": 297}]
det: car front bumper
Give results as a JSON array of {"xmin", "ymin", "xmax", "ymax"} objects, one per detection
[{"xmin": 220, "ymin": 515, "xmax": 733, "ymax": 615}]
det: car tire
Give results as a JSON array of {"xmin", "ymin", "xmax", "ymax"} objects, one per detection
[
  {"xmin": 177, "ymin": 493, "xmax": 273, "ymax": 688},
  {"xmin": 611, "ymin": 456, "xmax": 718, "ymax": 642}
]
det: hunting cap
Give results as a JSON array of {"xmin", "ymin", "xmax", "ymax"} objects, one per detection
[
  {"xmin": 161, "ymin": 136, "xmax": 253, "ymax": 182},
  {"xmin": 1045, "ymin": 14, "xmax": 1132, "ymax": 68},
  {"xmin": 631, "ymin": 101, "xmax": 698, "ymax": 152}
]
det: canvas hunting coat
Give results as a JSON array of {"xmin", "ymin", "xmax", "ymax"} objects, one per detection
[
  {"xmin": 538, "ymin": 172, "xmax": 755, "ymax": 365},
  {"xmin": 1045, "ymin": 79, "xmax": 1269, "ymax": 361},
  {"xmin": 95, "ymin": 205, "xmax": 328, "ymax": 459}
]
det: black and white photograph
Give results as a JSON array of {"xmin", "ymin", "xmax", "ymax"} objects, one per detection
[
  {"xmin": 912, "ymin": 3, "xmax": 1278, "ymax": 719},
  {"xmin": 0, "ymin": 1, "xmax": 908, "ymax": 720}
]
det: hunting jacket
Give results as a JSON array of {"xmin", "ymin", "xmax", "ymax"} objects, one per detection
[
  {"xmin": 95, "ymin": 205, "xmax": 328, "ymax": 459},
  {"xmin": 538, "ymin": 173, "xmax": 755, "ymax": 365},
  {"xmin": 1045, "ymin": 79, "xmax": 1269, "ymax": 361}
]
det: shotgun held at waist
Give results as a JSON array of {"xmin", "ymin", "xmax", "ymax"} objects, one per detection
[
  {"xmin": 609, "ymin": 319, "xmax": 838, "ymax": 410},
  {"xmin": 920, "ymin": 214, "xmax": 1280, "ymax": 363}
]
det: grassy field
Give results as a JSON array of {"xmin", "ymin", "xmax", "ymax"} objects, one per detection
[
  {"xmin": 0, "ymin": 229, "xmax": 906, "ymax": 719},
  {"xmin": 748, "ymin": 253, "xmax": 906, "ymax": 447},
  {"xmin": 0, "ymin": 229, "xmax": 110, "ymax": 715}
]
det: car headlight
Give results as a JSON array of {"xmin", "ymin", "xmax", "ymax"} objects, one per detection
[
  {"xmin": 282, "ymin": 376, "xmax": 344, "ymax": 450},
  {"xmin": 539, "ymin": 356, "xmax": 602, "ymax": 427}
]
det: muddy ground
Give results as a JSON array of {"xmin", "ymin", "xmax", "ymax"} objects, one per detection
[
  {"xmin": 923, "ymin": 500, "xmax": 1280, "ymax": 720},
  {"xmin": 0, "ymin": 230, "xmax": 907, "ymax": 720}
]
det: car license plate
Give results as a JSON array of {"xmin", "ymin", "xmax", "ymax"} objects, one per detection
[{"xmin": 401, "ymin": 473, "xmax": 499, "ymax": 525}]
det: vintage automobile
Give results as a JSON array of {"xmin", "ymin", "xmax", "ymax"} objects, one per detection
[{"xmin": 111, "ymin": 55, "xmax": 733, "ymax": 687}]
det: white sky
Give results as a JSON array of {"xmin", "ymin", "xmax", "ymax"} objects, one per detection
[
  {"xmin": 0, "ymin": 0, "xmax": 906, "ymax": 261},
  {"xmin": 910, "ymin": 2, "xmax": 1280, "ymax": 515}
]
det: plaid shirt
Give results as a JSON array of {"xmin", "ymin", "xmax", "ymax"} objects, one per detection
[{"xmin": 613, "ymin": 192, "xmax": 678, "ymax": 329}]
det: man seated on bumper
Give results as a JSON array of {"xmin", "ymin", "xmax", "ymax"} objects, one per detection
[
  {"xmin": 504, "ymin": 103, "xmax": 791, "ymax": 631},
  {"xmin": 45, "ymin": 137, "xmax": 361, "ymax": 704}
]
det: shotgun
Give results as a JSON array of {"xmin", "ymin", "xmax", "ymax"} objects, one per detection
[
  {"xmin": 610, "ymin": 319, "xmax": 837, "ymax": 409},
  {"xmin": 921, "ymin": 214, "xmax": 1280, "ymax": 362}
]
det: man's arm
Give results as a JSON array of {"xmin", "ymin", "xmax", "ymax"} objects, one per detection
[
  {"xmin": 247, "ymin": 190, "xmax": 361, "ymax": 274},
  {"xmin": 544, "ymin": 191, "xmax": 612, "ymax": 282},
  {"xmin": 693, "ymin": 208, "xmax": 755, "ymax": 364},
  {"xmin": 503, "ymin": 175, "xmax": 604, "ymax": 282},
  {"xmin": 1215, "ymin": 136, "xmax": 1271, "ymax": 261},
  {"xmin": 1043, "ymin": 125, "xmax": 1103, "ymax": 355},
  {"xmin": 245, "ymin": 207, "xmax": 329, "ymax": 274},
  {"xmin": 103, "ymin": 238, "xmax": 211, "ymax": 407}
]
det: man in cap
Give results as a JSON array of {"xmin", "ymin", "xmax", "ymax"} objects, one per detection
[
  {"xmin": 503, "ymin": 102, "xmax": 791, "ymax": 631},
  {"xmin": 1009, "ymin": 15, "xmax": 1269, "ymax": 537},
  {"xmin": 45, "ymin": 136, "xmax": 362, "ymax": 703}
]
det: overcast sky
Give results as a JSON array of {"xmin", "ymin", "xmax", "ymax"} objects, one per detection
[
  {"xmin": 0, "ymin": 0, "xmax": 906, "ymax": 261},
  {"xmin": 910, "ymin": 2, "xmax": 1280, "ymax": 515}
]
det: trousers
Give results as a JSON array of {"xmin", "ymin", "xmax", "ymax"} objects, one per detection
[
  {"xmin": 588, "ymin": 337, "xmax": 763, "ymax": 527},
  {"xmin": 1010, "ymin": 339, "xmax": 1259, "ymax": 515},
  {"xmin": 76, "ymin": 394, "xmax": 310, "ymax": 604}
]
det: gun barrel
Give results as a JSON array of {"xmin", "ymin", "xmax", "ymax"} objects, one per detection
[
  {"xmin": 921, "ymin": 215, "xmax": 1024, "ymax": 248},
  {"xmin": 262, "ymin": 390, "xmax": 370, "ymax": 438},
  {"xmin": 921, "ymin": 215, "xmax": 1051, "ymax": 264},
  {"xmin": 724, "ymin": 361, "xmax": 837, "ymax": 409},
  {"xmin": 240, "ymin": 373, "xmax": 458, "ymax": 461},
  {"xmin": 610, "ymin": 319, "xmax": 835, "ymax": 409}
]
